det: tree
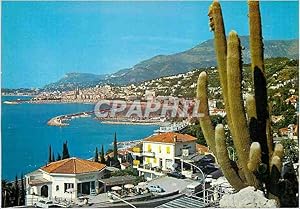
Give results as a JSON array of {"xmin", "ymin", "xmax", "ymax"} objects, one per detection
[
  {"xmin": 52, "ymin": 152, "xmax": 55, "ymax": 163},
  {"xmin": 48, "ymin": 145, "xmax": 52, "ymax": 163},
  {"xmin": 100, "ymin": 145, "xmax": 106, "ymax": 164},
  {"xmin": 113, "ymin": 132, "xmax": 118, "ymax": 161},
  {"xmin": 62, "ymin": 141, "xmax": 70, "ymax": 159},
  {"xmin": 20, "ymin": 174, "xmax": 25, "ymax": 206},
  {"xmin": 14, "ymin": 175, "xmax": 19, "ymax": 206},
  {"xmin": 280, "ymin": 137, "xmax": 299, "ymax": 163},
  {"xmin": 106, "ymin": 155, "xmax": 112, "ymax": 166},
  {"xmin": 2, "ymin": 180, "xmax": 13, "ymax": 207},
  {"xmin": 94, "ymin": 147, "xmax": 99, "ymax": 162},
  {"xmin": 56, "ymin": 153, "xmax": 62, "ymax": 161}
]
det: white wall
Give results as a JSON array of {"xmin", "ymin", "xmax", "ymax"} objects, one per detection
[
  {"xmin": 143, "ymin": 142, "xmax": 175, "ymax": 170},
  {"xmin": 142, "ymin": 141, "xmax": 196, "ymax": 171},
  {"xmin": 26, "ymin": 170, "xmax": 105, "ymax": 202}
]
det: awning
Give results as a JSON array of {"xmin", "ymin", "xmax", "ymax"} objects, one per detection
[
  {"xmin": 124, "ymin": 184, "xmax": 134, "ymax": 189},
  {"xmin": 111, "ymin": 186, "xmax": 122, "ymax": 191}
]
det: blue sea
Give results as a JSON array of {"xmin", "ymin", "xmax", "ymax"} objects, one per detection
[{"xmin": 2, "ymin": 96, "xmax": 158, "ymax": 180}]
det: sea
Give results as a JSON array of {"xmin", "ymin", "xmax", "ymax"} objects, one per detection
[{"xmin": 1, "ymin": 96, "xmax": 158, "ymax": 180}]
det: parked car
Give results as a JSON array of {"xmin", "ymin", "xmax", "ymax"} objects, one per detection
[
  {"xmin": 147, "ymin": 185, "xmax": 164, "ymax": 193},
  {"xmin": 167, "ymin": 171, "xmax": 186, "ymax": 179},
  {"xmin": 34, "ymin": 200, "xmax": 55, "ymax": 208}
]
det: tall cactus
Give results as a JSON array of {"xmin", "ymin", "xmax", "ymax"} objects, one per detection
[{"xmin": 197, "ymin": 0, "xmax": 297, "ymax": 206}]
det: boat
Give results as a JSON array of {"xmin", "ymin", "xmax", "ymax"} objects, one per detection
[
  {"xmin": 154, "ymin": 121, "xmax": 189, "ymax": 134},
  {"xmin": 3, "ymin": 101, "xmax": 19, "ymax": 105}
]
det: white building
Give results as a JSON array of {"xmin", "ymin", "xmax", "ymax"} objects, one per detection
[
  {"xmin": 25, "ymin": 157, "xmax": 106, "ymax": 206},
  {"xmin": 131, "ymin": 132, "xmax": 197, "ymax": 180}
]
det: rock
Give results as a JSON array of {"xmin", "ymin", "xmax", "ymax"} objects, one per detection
[{"xmin": 219, "ymin": 186, "xmax": 278, "ymax": 208}]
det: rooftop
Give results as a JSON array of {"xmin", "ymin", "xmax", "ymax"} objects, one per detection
[
  {"xmin": 41, "ymin": 157, "xmax": 106, "ymax": 174},
  {"xmin": 144, "ymin": 132, "xmax": 196, "ymax": 144}
]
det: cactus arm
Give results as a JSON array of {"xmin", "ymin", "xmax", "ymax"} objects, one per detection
[
  {"xmin": 249, "ymin": 0, "xmax": 270, "ymax": 168},
  {"xmin": 272, "ymin": 143, "xmax": 284, "ymax": 160},
  {"xmin": 226, "ymin": 31, "xmax": 258, "ymax": 187},
  {"xmin": 246, "ymin": 94, "xmax": 257, "ymax": 120},
  {"xmin": 197, "ymin": 72, "xmax": 216, "ymax": 155},
  {"xmin": 208, "ymin": 1, "xmax": 235, "ymax": 134},
  {"xmin": 247, "ymin": 142, "xmax": 262, "ymax": 172},
  {"xmin": 215, "ymin": 124, "xmax": 245, "ymax": 190},
  {"xmin": 248, "ymin": 0, "xmax": 264, "ymax": 72},
  {"xmin": 266, "ymin": 103, "xmax": 274, "ymax": 159}
]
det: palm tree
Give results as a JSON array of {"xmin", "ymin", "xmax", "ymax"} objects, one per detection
[{"xmin": 2, "ymin": 180, "xmax": 13, "ymax": 207}]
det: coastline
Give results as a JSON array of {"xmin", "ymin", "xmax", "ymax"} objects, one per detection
[{"xmin": 100, "ymin": 120, "xmax": 161, "ymax": 125}]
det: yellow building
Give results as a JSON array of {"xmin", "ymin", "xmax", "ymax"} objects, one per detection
[{"xmin": 131, "ymin": 132, "xmax": 197, "ymax": 180}]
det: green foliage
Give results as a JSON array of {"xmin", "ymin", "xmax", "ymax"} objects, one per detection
[
  {"xmin": 94, "ymin": 147, "xmax": 99, "ymax": 162},
  {"xmin": 280, "ymin": 138, "xmax": 299, "ymax": 163},
  {"xmin": 111, "ymin": 167, "xmax": 138, "ymax": 177},
  {"xmin": 48, "ymin": 145, "xmax": 52, "ymax": 163},
  {"xmin": 14, "ymin": 175, "xmax": 19, "ymax": 206},
  {"xmin": 62, "ymin": 141, "xmax": 70, "ymax": 159},
  {"xmin": 100, "ymin": 145, "xmax": 106, "ymax": 164},
  {"xmin": 56, "ymin": 153, "xmax": 62, "ymax": 161},
  {"xmin": 113, "ymin": 132, "xmax": 118, "ymax": 161}
]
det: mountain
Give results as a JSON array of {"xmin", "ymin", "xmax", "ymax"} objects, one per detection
[
  {"xmin": 43, "ymin": 36, "xmax": 298, "ymax": 90},
  {"xmin": 106, "ymin": 36, "xmax": 298, "ymax": 84},
  {"xmin": 44, "ymin": 73, "xmax": 108, "ymax": 91}
]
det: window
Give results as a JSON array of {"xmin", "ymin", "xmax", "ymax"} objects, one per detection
[
  {"xmin": 91, "ymin": 181, "xmax": 95, "ymax": 190},
  {"xmin": 153, "ymin": 158, "xmax": 157, "ymax": 163},
  {"xmin": 146, "ymin": 157, "xmax": 150, "ymax": 163},
  {"xmin": 159, "ymin": 145, "xmax": 161, "ymax": 153},
  {"xmin": 64, "ymin": 183, "xmax": 74, "ymax": 192},
  {"xmin": 166, "ymin": 146, "xmax": 170, "ymax": 154},
  {"xmin": 56, "ymin": 185, "xmax": 59, "ymax": 191},
  {"xmin": 147, "ymin": 144, "xmax": 152, "ymax": 152}
]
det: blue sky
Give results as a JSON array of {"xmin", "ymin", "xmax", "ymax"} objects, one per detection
[{"xmin": 2, "ymin": 1, "xmax": 299, "ymax": 88}]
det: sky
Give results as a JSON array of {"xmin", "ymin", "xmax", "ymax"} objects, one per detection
[{"xmin": 2, "ymin": 1, "xmax": 299, "ymax": 89}]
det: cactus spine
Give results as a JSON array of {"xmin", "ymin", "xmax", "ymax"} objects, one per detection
[{"xmin": 196, "ymin": 0, "xmax": 292, "ymax": 204}]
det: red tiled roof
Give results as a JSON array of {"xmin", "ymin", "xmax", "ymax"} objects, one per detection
[
  {"xmin": 144, "ymin": 132, "xmax": 196, "ymax": 144},
  {"xmin": 41, "ymin": 157, "xmax": 106, "ymax": 174},
  {"xmin": 196, "ymin": 144, "xmax": 209, "ymax": 153}
]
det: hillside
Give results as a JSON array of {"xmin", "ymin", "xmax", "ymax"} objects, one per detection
[
  {"xmin": 43, "ymin": 37, "xmax": 298, "ymax": 90},
  {"xmin": 44, "ymin": 73, "xmax": 108, "ymax": 91}
]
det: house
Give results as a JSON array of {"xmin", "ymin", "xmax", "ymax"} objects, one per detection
[
  {"xmin": 25, "ymin": 157, "xmax": 106, "ymax": 206},
  {"xmin": 130, "ymin": 132, "xmax": 197, "ymax": 180}
]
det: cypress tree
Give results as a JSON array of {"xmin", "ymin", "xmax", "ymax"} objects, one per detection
[
  {"xmin": 113, "ymin": 132, "xmax": 118, "ymax": 161},
  {"xmin": 94, "ymin": 147, "xmax": 99, "ymax": 162},
  {"xmin": 56, "ymin": 153, "xmax": 62, "ymax": 161},
  {"xmin": 52, "ymin": 152, "xmax": 55, "ymax": 162},
  {"xmin": 14, "ymin": 175, "xmax": 19, "ymax": 206},
  {"xmin": 20, "ymin": 174, "xmax": 25, "ymax": 206},
  {"xmin": 100, "ymin": 145, "xmax": 106, "ymax": 164},
  {"xmin": 62, "ymin": 141, "xmax": 70, "ymax": 159},
  {"xmin": 48, "ymin": 145, "xmax": 52, "ymax": 163}
]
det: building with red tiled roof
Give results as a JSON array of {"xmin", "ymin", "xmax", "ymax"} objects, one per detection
[
  {"xmin": 131, "ymin": 132, "xmax": 197, "ymax": 180},
  {"xmin": 41, "ymin": 157, "xmax": 106, "ymax": 174},
  {"xmin": 196, "ymin": 144, "xmax": 210, "ymax": 154},
  {"xmin": 25, "ymin": 157, "xmax": 106, "ymax": 205}
]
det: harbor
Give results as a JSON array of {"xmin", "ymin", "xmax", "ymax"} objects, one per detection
[{"xmin": 47, "ymin": 111, "xmax": 93, "ymax": 126}]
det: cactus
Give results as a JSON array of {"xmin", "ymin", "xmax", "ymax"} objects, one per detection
[{"xmin": 198, "ymin": 0, "xmax": 298, "ymax": 206}]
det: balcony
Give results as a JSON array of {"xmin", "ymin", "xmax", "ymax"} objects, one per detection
[
  {"xmin": 131, "ymin": 147, "xmax": 142, "ymax": 156},
  {"xmin": 142, "ymin": 151, "xmax": 155, "ymax": 157},
  {"xmin": 133, "ymin": 160, "xmax": 140, "ymax": 168}
]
